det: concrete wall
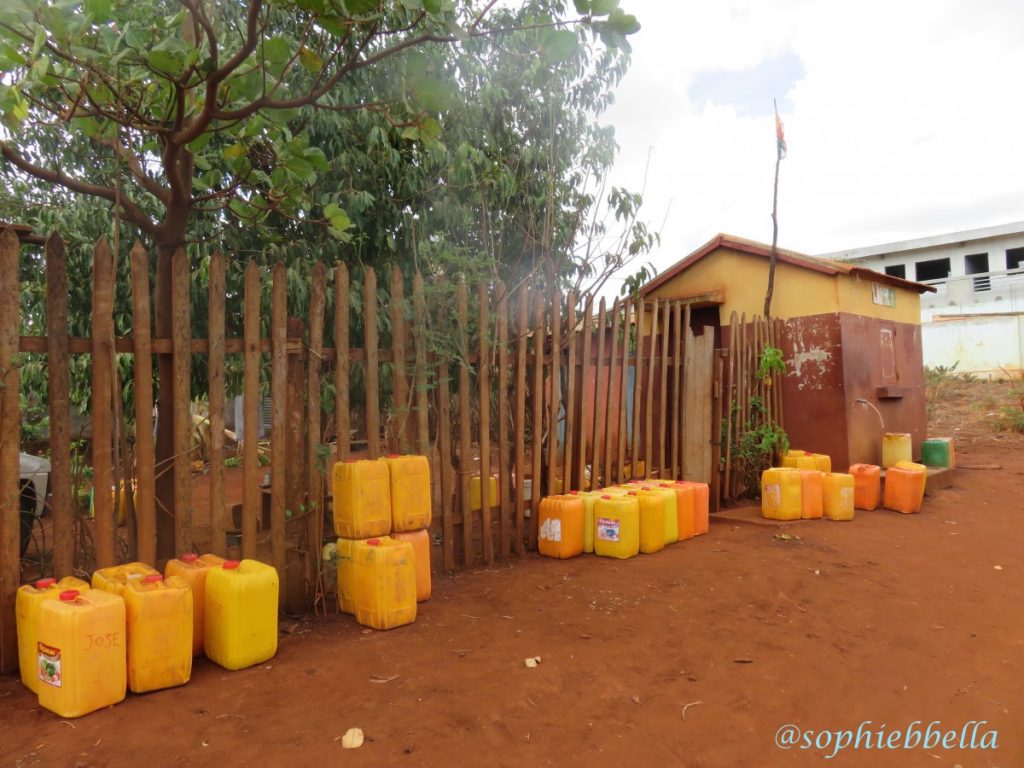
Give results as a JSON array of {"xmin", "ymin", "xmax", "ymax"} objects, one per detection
[{"xmin": 922, "ymin": 313, "xmax": 1024, "ymax": 379}]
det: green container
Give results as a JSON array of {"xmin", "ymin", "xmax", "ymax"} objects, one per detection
[{"xmin": 921, "ymin": 438, "xmax": 954, "ymax": 468}]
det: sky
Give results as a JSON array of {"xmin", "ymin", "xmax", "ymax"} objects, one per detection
[{"xmin": 600, "ymin": 0, "xmax": 1024, "ymax": 290}]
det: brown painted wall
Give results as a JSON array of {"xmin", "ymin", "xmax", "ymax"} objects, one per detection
[
  {"xmin": 775, "ymin": 314, "xmax": 851, "ymax": 469},
  {"xmin": 767, "ymin": 312, "xmax": 926, "ymax": 471},
  {"xmin": 838, "ymin": 313, "xmax": 927, "ymax": 465}
]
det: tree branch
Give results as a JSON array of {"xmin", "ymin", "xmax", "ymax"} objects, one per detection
[{"xmin": 0, "ymin": 141, "xmax": 157, "ymax": 236}]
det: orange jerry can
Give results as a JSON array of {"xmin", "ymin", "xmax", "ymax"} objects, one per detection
[
  {"xmin": 676, "ymin": 481, "xmax": 710, "ymax": 535},
  {"xmin": 391, "ymin": 529, "xmax": 432, "ymax": 602},
  {"xmin": 884, "ymin": 461, "xmax": 927, "ymax": 514},
  {"xmin": 123, "ymin": 574, "xmax": 193, "ymax": 693},
  {"xmin": 538, "ymin": 495, "xmax": 585, "ymax": 559},
  {"xmin": 850, "ymin": 464, "xmax": 881, "ymax": 510},
  {"xmin": 800, "ymin": 470, "xmax": 824, "ymax": 519},
  {"xmin": 36, "ymin": 589, "xmax": 126, "ymax": 718},
  {"xmin": 91, "ymin": 562, "xmax": 159, "ymax": 599},
  {"xmin": 661, "ymin": 482, "xmax": 695, "ymax": 541},
  {"xmin": 165, "ymin": 553, "xmax": 224, "ymax": 656}
]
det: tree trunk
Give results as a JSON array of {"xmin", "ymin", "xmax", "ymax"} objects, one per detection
[{"xmin": 153, "ymin": 205, "xmax": 189, "ymax": 562}]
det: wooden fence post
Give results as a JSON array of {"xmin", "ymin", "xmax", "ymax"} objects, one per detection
[
  {"xmin": 46, "ymin": 234, "xmax": 75, "ymax": 575},
  {"xmin": 206, "ymin": 251, "xmax": 226, "ymax": 557},
  {"xmin": 0, "ymin": 228, "xmax": 20, "ymax": 672},
  {"xmin": 242, "ymin": 262, "xmax": 260, "ymax": 559},
  {"xmin": 390, "ymin": 267, "xmax": 411, "ymax": 452},
  {"xmin": 456, "ymin": 283, "xmax": 473, "ymax": 565},
  {"xmin": 92, "ymin": 236, "xmax": 116, "ymax": 568},
  {"xmin": 562, "ymin": 293, "xmax": 577, "ymax": 491},
  {"xmin": 334, "ymin": 264, "xmax": 350, "ymax": 461},
  {"xmin": 171, "ymin": 247, "xmax": 192, "ymax": 557},
  {"xmin": 307, "ymin": 263, "xmax": 327, "ymax": 589},
  {"xmin": 578, "ymin": 295, "xmax": 593, "ymax": 490},
  {"xmin": 591, "ymin": 297, "xmax": 607, "ymax": 488},
  {"xmin": 270, "ymin": 264, "xmax": 288, "ymax": 579},
  {"xmin": 546, "ymin": 288, "xmax": 561, "ymax": 496},
  {"xmin": 616, "ymin": 299, "xmax": 630, "ymax": 484},
  {"xmin": 496, "ymin": 281, "xmax": 511, "ymax": 557},
  {"xmin": 365, "ymin": 268, "xmax": 381, "ymax": 458},
  {"xmin": 513, "ymin": 287, "xmax": 528, "ymax": 554},
  {"xmin": 412, "ymin": 273, "xmax": 430, "ymax": 457},
  {"xmin": 477, "ymin": 282, "xmax": 494, "ymax": 565}
]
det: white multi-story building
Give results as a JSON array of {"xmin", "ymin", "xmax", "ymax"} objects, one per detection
[{"xmin": 823, "ymin": 222, "xmax": 1024, "ymax": 377}]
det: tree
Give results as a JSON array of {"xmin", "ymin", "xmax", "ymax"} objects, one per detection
[{"xmin": 0, "ymin": 0, "xmax": 640, "ymax": 557}]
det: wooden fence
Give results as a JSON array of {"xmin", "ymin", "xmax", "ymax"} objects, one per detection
[
  {"xmin": 0, "ymin": 226, "xmax": 717, "ymax": 672},
  {"xmin": 721, "ymin": 312, "xmax": 787, "ymax": 502}
]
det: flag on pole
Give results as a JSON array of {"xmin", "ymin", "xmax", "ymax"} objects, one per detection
[{"xmin": 775, "ymin": 107, "xmax": 787, "ymax": 160}]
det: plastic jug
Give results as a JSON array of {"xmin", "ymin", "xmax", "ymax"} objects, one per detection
[
  {"xmin": 761, "ymin": 468, "xmax": 802, "ymax": 521},
  {"xmin": 800, "ymin": 470, "xmax": 824, "ymax": 519},
  {"xmin": 470, "ymin": 475, "xmax": 498, "ymax": 511},
  {"xmin": 676, "ymin": 481, "xmax": 710, "ymax": 535},
  {"xmin": 849, "ymin": 464, "xmax": 881, "ymax": 510},
  {"xmin": 205, "ymin": 559, "xmax": 279, "ymax": 670},
  {"xmin": 633, "ymin": 490, "xmax": 665, "ymax": 554},
  {"xmin": 568, "ymin": 490, "xmax": 602, "ymax": 553},
  {"xmin": 884, "ymin": 461, "xmax": 927, "ymax": 513},
  {"xmin": 391, "ymin": 529, "xmax": 432, "ymax": 602},
  {"xmin": 783, "ymin": 450, "xmax": 831, "ymax": 473},
  {"xmin": 123, "ymin": 574, "xmax": 192, "ymax": 693},
  {"xmin": 661, "ymin": 483, "xmax": 695, "ymax": 541},
  {"xmin": 382, "ymin": 454, "xmax": 432, "ymax": 531},
  {"xmin": 165, "ymin": 553, "xmax": 223, "ymax": 656},
  {"xmin": 332, "ymin": 459, "xmax": 392, "ymax": 539},
  {"xmin": 921, "ymin": 438, "xmax": 955, "ymax": 468},
  {"xmin": 337, "ymin": 538, "xmax": 417, "ymax": 630},
  {"xmin": 91, "ymin": 562, "xmax": 159, "ymax": 598},
  {"xmin": 538, "ymin": 495, "xmax": 585, "ymax": 559},
  {"xmin": 36, "ymin": 589, "xmax": 126, "ymax": 718},
  {"xmin": 641, "ymin": 486, "xmax": 678, "ymax": 545},
  {"xmin": 882, "ymin": 433, "xmax": 912, "ymax": 469},
  {"xmin": 16, "ymin": 577, "xmax": 90, "ymax": 693},
  {"xmin": 593, "ymin": 495, "xmax": 640, "ymax": 559},
  {"xmin": 823, "ymin": 473, "xmax": 856, "ymax": 521}
]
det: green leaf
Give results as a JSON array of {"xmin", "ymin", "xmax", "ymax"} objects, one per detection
[
  {"xmin": 84, "ymin": 0, "xmax": 113, "ymax": 23},
  {"xmin": 262, "ymin": 36, "xmax": 290, "ymax": 65},
  {"xmin": 298, "ymin": 47, "xmax": 323, "ymax": 73},
  {"xmin": 422, "ymin": 0, "xmax": 442, "ymax": 13},
  {"xmin": 418, "ymin": 117, "xmax": 442, "ymax": 142},
  {"xmin": 343, "ymin": 0, "xmax": 380, "ymax": 14},
  {"xmin": 542, "ymin": 29, "xmax": 578, "ymax": 62},
  {"xmin": 147, "ymin": 49, "xmax": 182, "ymax": 74},
  {"xmin": 409, "ymin": 76, "xmax": 451, "ymax": 111},
  {"xmin": 590, "ymin": 0, "xmax": 618, "ymax": 15},
  {"xmin": 606, "ymin": 8, "xmax": 640, "ymax": 36},
  {"xmin": 573, "ymin": 0, "xmax": 591, "ymax": 13},
  {"xmin": 400, "ymin": 126, "xmax": 419, "ymax": 141},
  {"xmin": 400, "ymin": 0, "xmax": 423, "ymax": 10},
  {"xmin": 222, "ymin": 144, "xmax": 246, "ymax": 160},
  {"xmin": 31, "ymin": 28, "xmax": 46, "ymax": 60}
]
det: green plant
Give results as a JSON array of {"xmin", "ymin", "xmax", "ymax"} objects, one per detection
[
  {"xmin": 756, "ymin": 344, "xmax": 786, "ymax": 381},
  {"xmin": 994, "ymin": 406, "xmax": 1024, "ymax": 433},
  {"xmin": 723, "ymin": 396, "xmax": 789, "ymax": 499}
]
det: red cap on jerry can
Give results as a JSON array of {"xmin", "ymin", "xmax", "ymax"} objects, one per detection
[
  {"xmin": 223, "ymin": 560, "xmax": 241, "ymax": 570},
  {"xmin": 59, "ymin": 590, "xmax": 80, "ymax": 602}
]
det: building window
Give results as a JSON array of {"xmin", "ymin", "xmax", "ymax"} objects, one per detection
[
  {"xmin": 884, "ymin": 264, "xmax": 906, "ymax": 279},
  {"xmin": 965, "ymin": 252, "xmax": 990, "ymax": 292},
  {"xmin": 914, "ymin": 257, "xmax": 950, "ymax": 282},
  {"xmin": 1007, "ymin": 247, "xmax": 1024, "ymax": 272}
]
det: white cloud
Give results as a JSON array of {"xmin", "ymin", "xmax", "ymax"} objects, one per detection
[{"xmin": 600, "ymin": 0, "xmax": 1024, "ymax": 291}]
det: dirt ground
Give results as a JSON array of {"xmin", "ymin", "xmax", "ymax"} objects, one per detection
[{"xmin": 3, "ymin": 382, "xmax": 1023, "ymax": 767}]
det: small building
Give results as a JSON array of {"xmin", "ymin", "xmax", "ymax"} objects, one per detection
[
  {"xmin": 641, "ymin": 234, "xmax": 936, "ymax": 470},
  {"xmin": 823, "ymin": 221, "xmax": 1024, "ymax": 377}
]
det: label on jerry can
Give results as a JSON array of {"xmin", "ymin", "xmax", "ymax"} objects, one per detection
[
  {"xmin": 597, "ymin": 517, "xmax": 621, "ymax": 542},
  {"xmin": 38, "ymin": 642, "xmax": 62, "ymax": 688}
]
